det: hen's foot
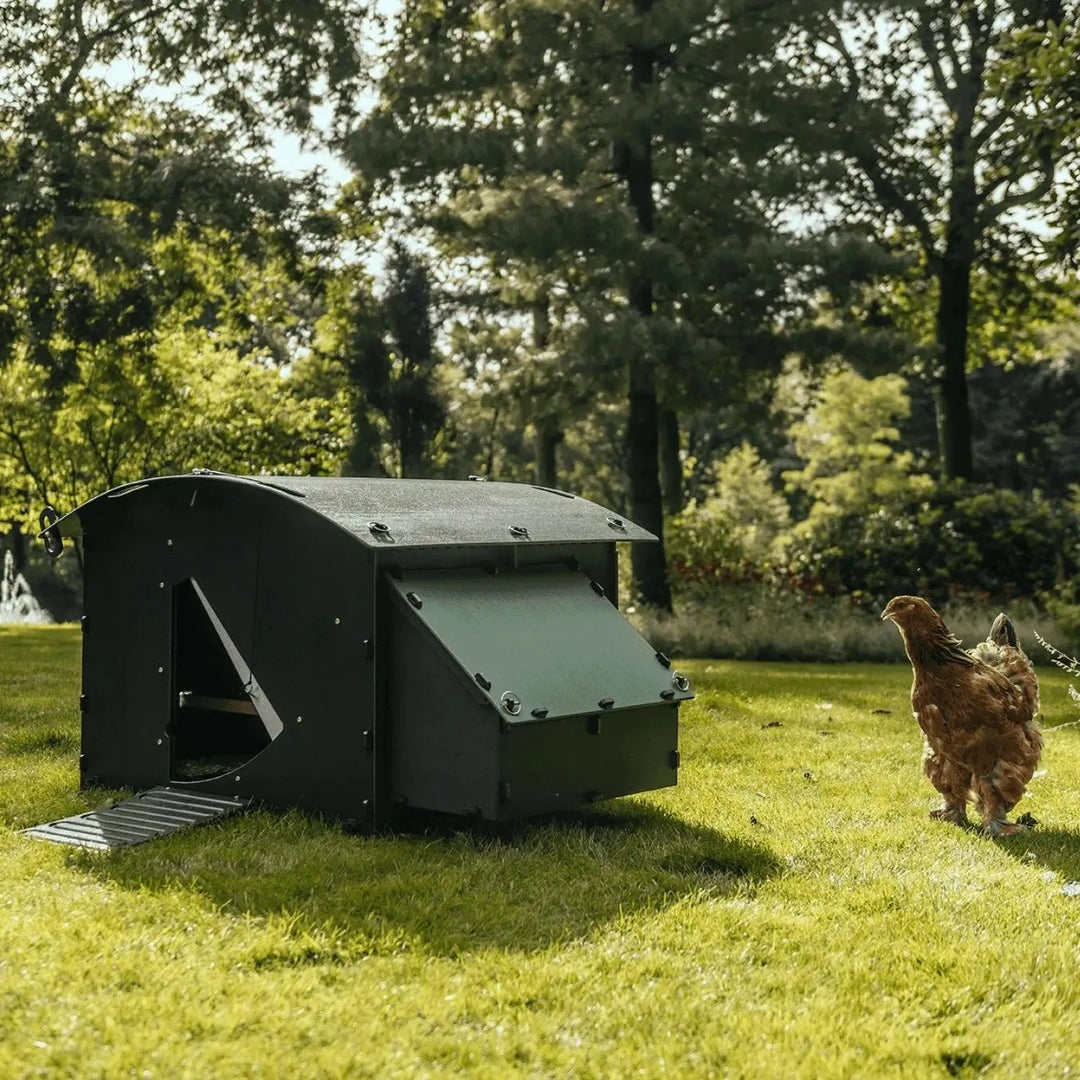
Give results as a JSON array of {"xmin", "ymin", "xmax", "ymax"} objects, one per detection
[
  {"xmin": 930, "ymin": 806, "xmax": 968, "ymax": 826},
  {"xmin": 982, "ymin": 819, "xmax": 1030, "ymax": 837}
]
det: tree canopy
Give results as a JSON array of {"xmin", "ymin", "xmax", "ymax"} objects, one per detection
[{"xmin": 0, "ymin": 0, "xmax": 1078, "ymax": 616}]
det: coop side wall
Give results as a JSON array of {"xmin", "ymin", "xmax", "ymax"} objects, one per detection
[{"xmin": 79, "ymin": 481, "xmax": 379, "ymax": 820}]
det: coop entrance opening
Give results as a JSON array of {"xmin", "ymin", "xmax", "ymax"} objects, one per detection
[{"xmin": 170, "ymin": 578, "xmax": 281, "ymax": 780}]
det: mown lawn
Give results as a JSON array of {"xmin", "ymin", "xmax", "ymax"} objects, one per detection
[{"xmin": 4, "ymin": 626, "xmax": 1080, "ymax": 1078}]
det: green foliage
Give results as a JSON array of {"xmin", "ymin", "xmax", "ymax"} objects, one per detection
[
  {"xmin": 0, "ymin": 322, "xmax": 352, "ymax": 525},
  {"xmin": 782, "ymin": 483, "xmax": 1080, "ymax": 611},
  {"xmin": 665, "ymin": 365, "xmax": 1080, "ymax": 619},
  {"xmin": 1, "ymin": 1, "xmax": 365, "ymax": 134},
  {"xmin": 1040, "ymin": 487, "xmax": 1080, "ymax": 642},
  {"xmin": 790, "ymin": 1, "xmax": 1076, "ymax": 478},
  {"xmin": 328, "ymin": 245, "xmax": 447, "ymax": 478},
  {"xmin": 783, "ymin": 369, "xmax": 934, "ymax": 532},
  {"xmin": 666, "ymin": 443, "xmax": 791, "ymax": 596},
  {"xmin": 993, "ymin": 13, "xmax": 1080, "ymax": 259},
  {"xmin": 344, "ymin": 0, "xmax": 896, "ymax": 517},
  {"xmin": 841, "ymin": 247, "xmax": 1073, "ymax": 380},
  {"xmin": 0, "ymin": 0, "xmax": 372, "ymax": 531}
]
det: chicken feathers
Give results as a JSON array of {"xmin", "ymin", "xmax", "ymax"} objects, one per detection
[{"xmin": 881, "ymin": 595, "xmax": 1042, "ymax": 835}]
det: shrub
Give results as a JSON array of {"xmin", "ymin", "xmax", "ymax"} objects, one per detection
[
  {"xmin": 667, "ymin": 442, "xmax": 791, "ymax": 600},
  {"xmin": 778, "ymin": 483, "xmax": 1080, "ymax": 611}
]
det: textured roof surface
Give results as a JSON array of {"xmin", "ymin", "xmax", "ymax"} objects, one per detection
[
  {"xmin": 45, "ymin": 474, "xmax": 656, "ymax": 549},
  {"xmin": 266, "ymin": 476, "xmax": 654, "ymax": 548}
]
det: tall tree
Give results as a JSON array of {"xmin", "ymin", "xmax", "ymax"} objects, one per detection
[
  {"xmin": 334, "ymin": 245, "xmax": 446, "ymax": 478},
  {"xmin": 801, "ymin": 0, "xmax": 1073, "ymax": 480},
  {"xmin": 618, "ymin": 0, "xmax": 670, "ymax": 609},
  {"xmin": 344, "ymin": 0, "xmax": 888, "ymax": 610},
  {"xmin": 0, "ymin": 0, "xmax": 365, "ymax": 528}
]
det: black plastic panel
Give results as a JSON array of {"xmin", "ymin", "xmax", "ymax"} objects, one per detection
[{"xmin": 48, "ymin": 474, "xmax": 654, "ymax": 550}]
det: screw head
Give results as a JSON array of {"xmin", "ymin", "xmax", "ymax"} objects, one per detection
[
  {"xmin": 158, "ymin": 581, "xmax": 165, "ymax": 589},
  {"xmin": 166, "ymin": 539, "xmax": 173, "ymax": 546},
  {"xmin": 156, "ymin": 738, "xmax": 162, "ymax": 746},
  {"xmin": 157, "ymin": 666, "xmax": 164, "ymax": 674},
  {"xmin": 334, "ymin": 617, "xmax": 341, "ymax": 625},
  {"xmin": 296, "ymin": 716, "xmax": 303, "ymax": 724}
]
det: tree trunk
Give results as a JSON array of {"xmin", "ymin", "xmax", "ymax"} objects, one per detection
[
  {"xmin": 619, "ymin": 0, "xmax": 671, "ymax": 611},
  {"xmin": 934, "ymin": 255, "xmax": 974, "ymax": 481},
  {"xmin": 482, "ymin": 405, "xmax": 500, "ymax": 478},
  {"xmin": 933, "ymin": 133, "xmax": 979, "ymax": 481},
  {"xmin": 399, "ymin": 426, "xmax": 424, "ymax": 479},
  {"xmin": 627, "ymin": 358, "xmax": 671, "ymax": 609},
  {"xmin": 342, "ymin": 406, "xmax": 384, "ymax": 477},
  {"xmin": 534, "ymin": 420, "xmax": 563, "ymax": 488},
  {"xmin": 531, "ymin": 297, "xmax": 562, "ymax": 489},
  {"xmin": 658, "ymin": 406, "xmax": 683, "ymax": 515},
  {"xmin": 932, "ymin": 39, "xmax": 983, "ymax": 483},
  {"xmin": 7, "ymin": 522, "xmax": 28, "ymax": 574}
]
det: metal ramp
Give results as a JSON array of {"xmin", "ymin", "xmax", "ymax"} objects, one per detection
[{"xmin": 22, "ymin": 787, "xmax": 249, "ymax": 851}]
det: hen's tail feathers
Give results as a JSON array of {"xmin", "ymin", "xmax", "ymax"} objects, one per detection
[{"xmin": 989, "ymin": 613, "xmax": 1018, "ymax": 648}]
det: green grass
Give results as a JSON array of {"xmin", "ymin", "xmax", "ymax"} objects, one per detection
[{"xmin": 4, "ymin": 627, "xmax": 1080, "ymax": 1078}]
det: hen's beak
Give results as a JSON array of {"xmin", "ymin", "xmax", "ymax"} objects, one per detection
[{"xmin": 880, "ymin": 601, "xmax": 896, "ymax": 622}]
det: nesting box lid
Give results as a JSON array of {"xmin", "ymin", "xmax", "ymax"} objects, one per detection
[
  {"xmin": 41, "ymin": 473, "xmax": 656, "ymax": 550},
  {"xmin": 387, "ymin": 564, "xmax": 691, "ymax": 722}
]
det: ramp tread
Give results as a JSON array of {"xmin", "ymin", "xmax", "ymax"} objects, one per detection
[{"xmin": 22, "ymin": 786, "xmax": 250, "ymax": 850}]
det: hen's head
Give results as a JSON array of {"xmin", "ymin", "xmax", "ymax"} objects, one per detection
[
  {"xmin": 881, "ymin": 595, "xmax": 966, "ymax": 664},
  {"xmin": 880, "ymin": 595, "xmax": 942, "ymax": 632}
]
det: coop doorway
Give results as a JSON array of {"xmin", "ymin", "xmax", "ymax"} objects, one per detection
[{"xmin": 170, "ymin": 578, "xmax": 282, "ymax": 780}]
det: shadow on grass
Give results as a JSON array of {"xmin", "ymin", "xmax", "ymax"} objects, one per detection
[
  {"xmin": 997, "ymin": 826, "xmax": 1080, "ymax": 883},
  {"xmin": 74, "ymin": 800, "xmax": 781, "ymax": 958}
]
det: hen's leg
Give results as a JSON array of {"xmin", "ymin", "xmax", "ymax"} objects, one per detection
[
  {"xmin": 975, "ymin": 760, "xmax": 1034, "ymax": 836},
  {"xmin": 922, "ymin": 745, "xmax": 970, "ymax": 826}
]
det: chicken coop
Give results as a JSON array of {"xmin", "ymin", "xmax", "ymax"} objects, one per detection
[{"xmin": 28, "ymin": 473, "xmax": 692, "ymax": 847}]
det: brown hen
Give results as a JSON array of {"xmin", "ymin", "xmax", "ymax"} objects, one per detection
[{"xmin": 881, "ymin": 595, "xmax": 1042, "ymax": 835}]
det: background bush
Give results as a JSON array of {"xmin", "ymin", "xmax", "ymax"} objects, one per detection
[{"xmin": 778, "ymin": 483, "xmax": 1080, "ymax": 612}]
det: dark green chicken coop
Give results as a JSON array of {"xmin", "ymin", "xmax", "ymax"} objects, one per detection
[{"xmin": 28, "ymin": 473, "xmax": 692, "ymax": 848}]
